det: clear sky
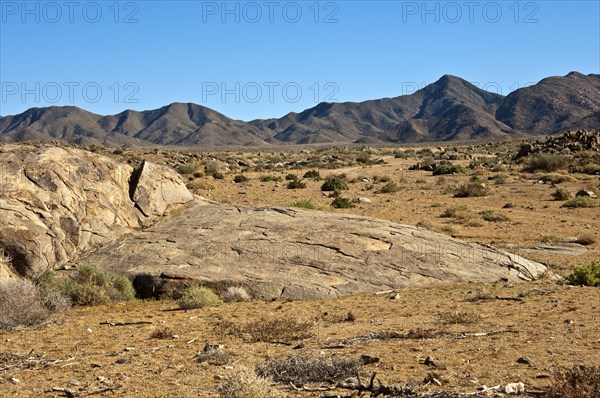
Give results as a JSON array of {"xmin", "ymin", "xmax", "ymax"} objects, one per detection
[{"xmin": 1, "ymin": 0, "xmax": 599, "ymax": 120}]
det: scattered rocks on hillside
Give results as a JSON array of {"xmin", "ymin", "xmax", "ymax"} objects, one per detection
[{"xmin": 515, "ymin": 130, "xmax": 600, "ymax": 159}]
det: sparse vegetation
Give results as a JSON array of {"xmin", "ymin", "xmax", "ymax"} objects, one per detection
[
  {"xmin": 331, "ymin": 197, "xmax": 354, "ymax": 208},
  {"xmin": 433, "ymin": 164, "xmax": 464, "ymax": 175},
  {"xmin": 378, "ymin": 181, "xmax": 401, "ymax": 193},
  {"xmin": 566, "ymin": 260, "xmax": 600, "ymax": 287},
  {"xmin": 291, "ymin": 199, "xmax": 319, "ymax": 210},
  {"xmin": 150, "ymin": 327, "xmax": 175, "ymax": 339},
  {"xmin": 438, "ymin": 311, "xmax": 482, "ymax": 325},
  {"xmin": 256, "ymin": 354, "xmax": 361, "ymax": 385},
  {"xmin": 453, "ymin": 182, "xmax": 489, "ymax": 197},
  {"xmin": 551, "ymin": 188, "xmax": 572, "ymax": 201},
  {"xmin": 525, "ymin": 153, "xmax": 570, "ymax": 172},
  {"xmin": 60, "ymin": 265, "xmax": 135, "ymax": 306},
  {"xmin": 219, "ymin": 368, "xmax": 280, "ymax": 398},
  {"xmin": 286, "ymin": 179, "xmax": 306, "ymax": 189},
  {"xmin": 260, "ymin": 175, "xmax": 283, "ymax": 182},
  {"xmin": 479, "ymin": 210, "xmax": 510, "ymax": 222},
  {"xmin": 546, "ymin": 365, "xmax": 600, "ymax": 398},
  {"xmin": 0, "ymin": 279, "xmax": 69, "ymax": 331},
  {"xmin": 303, "ymin": 170, "xmax": 321, "ymax": 180},
  {"xmin": 177, "ymin": 286, "xmax": 223, "ymax": 310},
  {"xmin": 561, "ymin": 197, "xmax": 599, "ymax": 208},
  {"xmin": 321, "ymin": 176, "xmax": 348, "ymax": 191},
  {"xmin": 177, "ymin": 161, "xmax": 201, "ymax": 175},
  {"xmin": 243, "ymin": 318, "xmax": 314, "ymax": 343},
  {"xmin": 233, "ymin": 175, "xmax": 249, "ymax": 183}
]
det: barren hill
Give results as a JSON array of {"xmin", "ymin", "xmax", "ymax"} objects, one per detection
[{"xmin": 1, "ymin": 73, "xmax": 599, "ymax": 146}]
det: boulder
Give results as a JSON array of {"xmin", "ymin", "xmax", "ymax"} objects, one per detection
[{"xmin": 0, "ymin": 144, "xmax": 192, "ymax": 278}]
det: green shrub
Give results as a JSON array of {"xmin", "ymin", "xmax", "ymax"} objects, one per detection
[
  {"xmin": 331, "ymin": 197, "xmax": 354, "ymax": 208},
  {"xmin": 566, "ymin": 261, "xmax": 600, "ymax": 287},
  {"xmin": 440, "ymin": 205, "xmax": 469, "ymax": 218},
  {"xmin": 177, "ymin": 161, "xmax": 200, "ymax": 175},
  {"xmin": 356, "ymin": 152, "xmax": 371, "ymax": 164},
  {"xmin": 62, "ymin": 265, "xmax": 136, "ymax": 306},
  {"xmin": 178, "ymin": 286, "xmax": 223, "ymax": 309},
  {"xmin": 454, "ymin": 182, "xmax": 489, "ymax": 198},
  {"xmin": 433, "ymin": 164, "xmax": 464, "ymax": 175},
  {"xmin": 292, "ymin": 199, "xmax": 319, "ymax": 210},
  {"xmin": 321, "ymin": 176, "xmax": 348, "ymax": 191},
  {"xmin": 233, "ymin": 175, "xmax": 249, "ymax": 183},
  {"xmin": 303, "ymin": 170, "xmax": 321, "ymax": 180},
  {"xmin": 479, "ymin": 210, "xmax": 510, "ymax": 222},
  {"xmin": 561, "ymin": 197, "xmax": 600, "ymax": 208},
  {"xmin": 378, "ymin": 181, "xmax": 400, "ymax": 193},
  {"xmin": 526, "ymin": 154, "xmax": 570, "ymax": 172},
  {"xmin": 212, "ymin": 172, "xmax": 225, "ymax": 179},
  {"xmin": 286, "ymin": 180, "xmax": 306, "ymax": 189},
  {"xmin": 260, "ymin": 175, "xmax": 283, "ymax": 182},
  {"xmin": 551, "ymin": 188, "xmax": 572, "ymax": 201},
  {"xmin": 285, "ymin": 173, "xmax": 298, "ymax": 181}
]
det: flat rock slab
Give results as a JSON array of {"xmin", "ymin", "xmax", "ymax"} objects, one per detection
[{"xmin": 82, "ymin": 199, "xmax": 548, "ymax": 300}]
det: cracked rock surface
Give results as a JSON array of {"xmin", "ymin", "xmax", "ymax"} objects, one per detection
[{"xmin": 1, "ymin": 144, "xmax": 547, "ymax": 298}]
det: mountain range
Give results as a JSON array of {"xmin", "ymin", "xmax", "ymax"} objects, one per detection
[{"xmin": 1, "ymin": 72, "xmax": 599, "ymax": 147}]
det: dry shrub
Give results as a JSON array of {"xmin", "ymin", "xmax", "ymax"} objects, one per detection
[
  {"xmin": 453, "ymin": 182, "xmax": 489, "ymax": 197},
  {"xmin": 0, "ymin": 279, "xmax": 69, "ymax": 331},
  {"xmin": 243, "ymin": 318, "xmax": 313, "ymax": 343},
  {"xmin": 150, "ymin": 327, "xmax": 175, "ymax": 339},
  {"xmin": 195, "ymin": 344, "xmax": 233, "ymax": 366},
  {"xmin": 406, "ymin": 328, "xmax": 438, "ymax": 339},
  {"xmin": 218, "ymin": 367, "xmax": 280, "ymax": 398},
  {"xmin": 177, "ymin": 286, "xmax": 223, "ymax": 310},
  {"xmin": 256, "ymin": 354, "xmax": 361, "ymax": 385},
  {"xmin": 547, "ymin": 365, "xmax": 600, "ymax": 398},
  {"xmin": 438, "ymin": 311, "xmax": 482, "ymax": 325}
]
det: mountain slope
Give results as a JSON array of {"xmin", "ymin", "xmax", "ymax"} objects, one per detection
[
  {"xmin": 496, "ymin": 72, "xmax": 600, "ymax": 134},
  {"xmin": 1, "ymin": 72, "xmax": 599, "ymax": 146}
]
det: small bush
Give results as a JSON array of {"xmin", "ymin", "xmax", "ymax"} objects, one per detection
[
  {"xmin": 574, "ymin": 235, "xmax": 596, "ymax": 246},
  {"xmin": 433, "ymin": 164, "xmax": 464, "ymax": 175},
  {"xmin": 233, "ymin": 175, "xmax": 249, "ymax": 183},
  {"xmin": 454, "ymin": 182, "xmax": 489, "ymax": 198},
  {"xmin": 561, "ymin": 197, "xmax": 600, "ymax": 208},
  {"xmin": 292, "ymin": 199, "xmax": 319, "ymax": 210},
  {"xmin": 177, "ymin": 161, "xmax": 200, "ymax": 175},
  {"xmin": 303, "ymin": 170, "xmax": 321, "ymax": 180},
  {"xmin": 150, "ymin": 327, "xmax": 175, "ymax": 339},
  {"xmin": 219, "ymin": 368, "xmax": 279, "ymax": 398},
  {"xmin": 526, "ymin": 154, "xmax": 570, "ymax": 172},
  {"xmin": 256, "ymin": 354, "xmax": 361, "ymax": 385},
  {"xmin": 440, "ymin": 205, "xmax": 469, "ymax": 218},
  {"xmin": 479, "ymin": 210, "xmax": 510, "ymax": 222},
  {"xmin": 552, "ymin": 188, "xmax": 572, "ymax": 201},
  {"xmin": 212, "ymin": 172, "xmax": 225, "ymax": 180},
  {"xmin": 287, "ymin": 180, "xmax": 306, "ymax": 189},
  {"xmin": 540, "ymin": 235, "xmax": 561, "ymax": 244},
  {"xmin": 546, "ymin": 365, "xmax": 600, "ymax": 398},
  {"xmin": 260, "ymin": 175, "xmax": 283, "ymax": 182},
  {"xmin": 321, "ymin": 176, "xmax": 348, "ymax": 191},
  {"xmin": 187, "ymin": 180, "xmax": 215, "ymax": 192},
  {"xmin": 178, "ymin": 286, "xmax": 223, "ymax": 309},
  {"xmin": 0, "ymin": 280, "xmax": 69, "ymax": 331},
  {"xmin": 285, "ymin": 173, "xmax": 299, "ymax": 181},
  {"xmin": 378, "ymin": 181, "xmax": 401, "ymax": 193},
  {"xmin": 62, "ymin": 266, "xmax": 135, "ymax": 306},
  {"xmin": 331, "ymin": 197, "xmax": 354, "ymax": 209},
  {"xmin": 243, "ymin": 318, "xmax": 313, "ymax": 343},
  {"xmin": 566, "ymin": 261, "xmax": 600, "ymax": 287}
]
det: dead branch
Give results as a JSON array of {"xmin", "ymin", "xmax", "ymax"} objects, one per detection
[{"xmin": 99, "ymin": 321, "xmax": 152, "ymax": 326}]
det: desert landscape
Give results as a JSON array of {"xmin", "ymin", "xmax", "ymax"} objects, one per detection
[
  {"xmin": 1, "ymin": 3, "xmax": 600, "ymax": 394},
  {"xmin": 0, "ymin": 125, "xmax": 599, "ymax": 397}
]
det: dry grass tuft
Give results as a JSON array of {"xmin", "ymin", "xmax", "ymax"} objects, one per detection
[
  {"xmin": 546, "ymin": 365, "xmax": 600, "ymax": 398},
  {"xmin": 218, "ymin": 367, "xmax": 280, "ymax": 398},
  {"xmin": 256, "ymin": 354, "xmax": 361, "ymax": 385}
]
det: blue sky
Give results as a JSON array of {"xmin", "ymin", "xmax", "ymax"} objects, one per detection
[{"xmin": 1, "ymin": 1, "xmax": 599, "ymax": 120}]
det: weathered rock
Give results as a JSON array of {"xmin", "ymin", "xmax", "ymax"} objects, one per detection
[
  {"xmin": 0, "ymin": 144, "xmax": 192, "ymax": 278},
  {"xmin": 80, "ymin": 199, "xmax": 547, "ymax": 300},
  {"xmin": 576, "ymin": 189, "xmax": 597, "ymax": 198},
  {"xmin": 131, "ymin": 161, "xmax": 193, "ymax": 218},
  {"xmin": 1, "ymin": 144, "xmax": 548, "ymax": 299}
]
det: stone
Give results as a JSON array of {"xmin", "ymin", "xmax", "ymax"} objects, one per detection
[
  {"xmin": 576, "ymin": 189, "xmax": 597, "ymax": 198},
  {"xmin": 504, "ymin": 382, "xmax": 525, "ymax": 394},
  {"xmin": 359, "ymin": 354, "xmax": 380, "ymax": 365}
]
